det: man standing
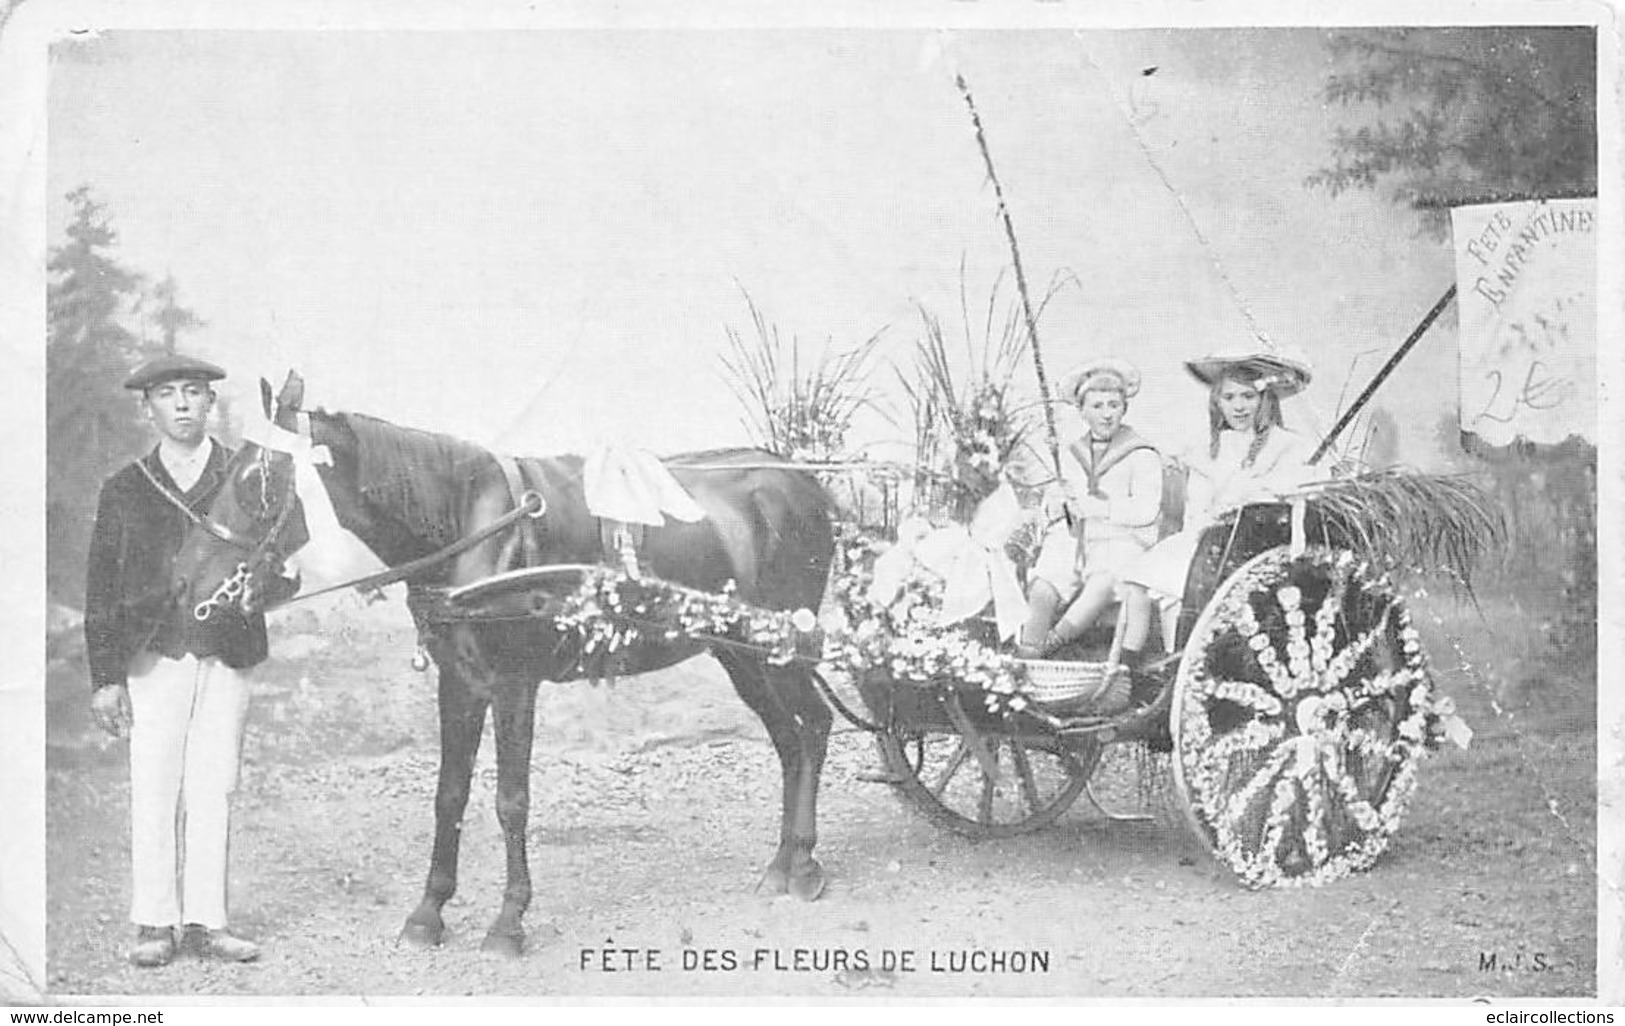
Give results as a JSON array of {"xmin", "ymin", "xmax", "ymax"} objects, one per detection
[{"xmin": 84, "ymin": 354, "xmax": 264, "ymax": 967}]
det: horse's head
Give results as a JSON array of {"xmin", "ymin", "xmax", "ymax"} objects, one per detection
[
  {"xmin": 177, "ymin": 369, "xmax": 408, "ymax": 622},
  {"xmin": 174, "ymin": 372, "xmax": 310, "ymax": 621}
]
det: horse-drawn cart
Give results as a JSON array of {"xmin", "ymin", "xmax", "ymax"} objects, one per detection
[
  {"xmin": 172, "ymin": 370, "xmax": 1494, "ymax": 952},
  {"xmin": 443, "ymin": 487, "xmax": 1477, "ymax": 892}
]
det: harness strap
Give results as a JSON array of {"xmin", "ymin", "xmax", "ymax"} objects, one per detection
[
  {"xmin": 494, "ymin": 454, "xmax": 539, "ymax": 568},
  {"xmin": 136, "ymin": 459, "xmax": 260, "ymax": 550},
  {"xmin": 807, "ymin": 667, "xmax": 888, "ymax": 733},
  {"xmin": 263, "ymin": 491, "xmax": 544, "ymax": 610}
]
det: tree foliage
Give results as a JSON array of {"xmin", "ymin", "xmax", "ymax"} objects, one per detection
[
  {"xmin": 1307, "ymin": 28, "xmax": 1596, "ymax": 226},
  {"xmin": 46, "ymin": 187, "xmax": 204, "ymax": 604}
]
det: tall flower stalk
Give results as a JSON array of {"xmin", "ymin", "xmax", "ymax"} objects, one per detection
[{"xmin": 901, "ymin": 267, "xmax": 1070, "ymax": 522}]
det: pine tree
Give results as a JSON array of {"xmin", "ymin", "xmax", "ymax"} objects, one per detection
[
  {"xmin": 47, "ymin": 187, "xmax": 157, "ymax": 603},
  {"xmin": 141, "ymin": 273, "xmax": 206, "ymax": 354}
]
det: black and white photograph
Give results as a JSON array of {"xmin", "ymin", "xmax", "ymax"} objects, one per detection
[{"xmin": 6, "ymin": 0, "xmax": 1616, "ymax": 1005}]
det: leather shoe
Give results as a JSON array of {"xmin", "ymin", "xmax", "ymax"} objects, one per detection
[
  {"xmin": 128, "ymin": 925, "xmax": 175, "ymax": 968},
  {"xmin": 183, "ymin": 924, "xmax": 261, "ymax": 962}
]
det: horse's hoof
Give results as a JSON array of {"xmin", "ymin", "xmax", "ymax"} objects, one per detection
[
  {"xmin": 757, "ymin": 864, "xmax": 791, "ymax": 895},
  {"xmin": 480, "ymin": 931, "xmax": 525, "ymax": 958},
  {"xmin": 399, "ymin": 921, "xmax": 444, "ymax": 948},
  {"xmin": 788, "ymin": 862, "xmax": 826, "ymax": 902}
]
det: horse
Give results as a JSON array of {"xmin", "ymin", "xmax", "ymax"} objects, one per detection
[{"xmin": 170, "ymin": 371, "xmax": 837, "ymax": 956}]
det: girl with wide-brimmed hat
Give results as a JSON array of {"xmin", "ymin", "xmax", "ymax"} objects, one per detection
[{"xmin": 1117, "ymin": 344, "xmax": 1317, "ymax": 665}]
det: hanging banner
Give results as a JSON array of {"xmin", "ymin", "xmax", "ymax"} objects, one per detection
[{"xmin": 1451, "ymin": 197, "xmax": 1596, "ymax": 445}]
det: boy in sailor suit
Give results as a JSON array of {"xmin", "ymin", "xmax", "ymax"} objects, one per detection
[{"xmin": 1017, "ymin": 358, "xmax": 1162, "ymax": 661}]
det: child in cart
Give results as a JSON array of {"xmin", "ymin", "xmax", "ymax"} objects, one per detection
[
  {"xmin": 1016, "ymin": 357, "xmax": 1163, "ymax": 661},
  {"xmin": 1117, "ymin": 344, "xmax": 1317, "ymax": 668}
]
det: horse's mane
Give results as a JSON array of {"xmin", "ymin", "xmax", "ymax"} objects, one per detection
[{"xmin": 339, "ymin": 412, "xmax": 495, "ymax": 549}]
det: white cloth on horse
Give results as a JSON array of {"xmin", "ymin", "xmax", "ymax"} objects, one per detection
[
  {"xmin": 239, "ymin": 403, "xmax": 389, "ymax": 588},
  {"xmin": 582, "ymin": 444, "xmax": 707, "ymax": 526},
  {"xmin": 865, "ymin": 482, "xmax": 1027, "ymax": 641}
]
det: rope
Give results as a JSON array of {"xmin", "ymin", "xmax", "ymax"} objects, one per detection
[
  {"xmin": 137, "ymin": 459, "xmax": 261, "ymax": 550},
  {"xmin": 1078, "ymin": 47, "xmax": 1266, "ymax": 345},
  {"xmin": 1075, "ymin": 43, "xmax": 1333, "ymax": 441}
]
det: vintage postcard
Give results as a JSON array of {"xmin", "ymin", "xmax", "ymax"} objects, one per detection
[{"xmin": 3, "ymin": 0, "xmax": 1617, "ymax": 1008}]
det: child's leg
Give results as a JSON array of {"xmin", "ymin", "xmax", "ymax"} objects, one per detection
[
  {"xmin": 1052, "ymin": 572, "xmax": 1118, "ymax": 643},
  {"xmin": 1020, "ymin": 578, "xmax": 1065, "ymax": 652},
  {"xmin": 1159, "ymin": 592, "xmax": 1181, "ymax": 653},
  {"xmin": 1120, "ymin": 583, "xmax": 1153, "ymax": 659},
  {"xmin": 1021, "ymin": 525, "xmax": 1080, "ymax": 653}
]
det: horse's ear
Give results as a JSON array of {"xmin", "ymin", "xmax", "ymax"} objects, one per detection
[
  {"xmin": 276, "ymin": 370, "xmax": 305, "ymax": 414},
  {"xmin": 259, "ymin": 378, "xmax": 274, "ymax": 419},
  {"xmin": 274, "ymin": 370, "xmax": 306, "ymax": 428}
]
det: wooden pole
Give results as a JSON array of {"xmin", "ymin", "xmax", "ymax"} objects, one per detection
[
  {"xmin": 1310, "ymin": 284, "xmax": 1457, "ymax": 465},
  {"xmin": 955, "ymin": 74, "xmax": 1065, "ymax": 483}
]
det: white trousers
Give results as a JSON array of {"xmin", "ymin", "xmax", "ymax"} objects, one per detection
[{"xmin": 125, "ymin": 652, "xmax": 251, "ymax": 929}]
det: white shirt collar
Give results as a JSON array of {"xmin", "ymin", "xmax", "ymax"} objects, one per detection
[{"xmin": 158, "ymin": 436, "xmax": 215, "ymax": 490}]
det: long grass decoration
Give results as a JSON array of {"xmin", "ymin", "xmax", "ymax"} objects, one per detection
[
  {"xmin": 718, "ymin": 288, "xmax": 884, "ymax": 460},
  {"xmin": 900, "ymin": 266, "xmax": 1079, "ymax": 519},
  {"xmin": 1299, "ymin": 469, "xmax": 1508, "ymax": 592},
  {"xmin": 899, "ymin": 263, "xmax": 1076, "ymax": 503},
  {"xmin": 955, "ymin": 73, "xmax": 1065, "ymax": 484}
]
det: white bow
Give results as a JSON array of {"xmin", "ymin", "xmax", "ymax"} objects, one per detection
[
  {"xmin": 238, "ymin": 399, "xmax": 388, "ymax": 589},
  {"xmin": 582, "ymin": 444, "xmax": 707, "ymax": 525},
  {"xmin": 866, "ymin": 482, "xmax": 1027, "ymax": 641},
  {"xmin": 239, "ymin": 399, "xmax": 331, "ymax": 466}
]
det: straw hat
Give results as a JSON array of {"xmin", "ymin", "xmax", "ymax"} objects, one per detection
[
  {"xmin": 1185, "ymin": 343, "xmax": 1311, "ymax": 397},
  {"xmin": 1062, "ymin": 357, "xmax": 1142, "ymax": 403}
]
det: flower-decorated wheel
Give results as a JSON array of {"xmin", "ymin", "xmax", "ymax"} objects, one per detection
[
  {"xmin": 1170, "ymin": 545, "xmax": 1455, "ymax": 888},
  {"xmin": 876, "ymin": 706, "xmax": 1102, "ymax": 839}
]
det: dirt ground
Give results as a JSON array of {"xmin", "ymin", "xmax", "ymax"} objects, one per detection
[{"xmin": 44, "ymin": 587, "xmax": 1598, "ymax": 1000}]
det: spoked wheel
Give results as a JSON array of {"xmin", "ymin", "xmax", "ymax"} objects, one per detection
[
  {"xmin": 876, "ymin": 697, "xmax": 1102, "ymax": 839},
  {"xmin": 1171, "ymin": 545, "xmax": 1437, "ymax": 888}
]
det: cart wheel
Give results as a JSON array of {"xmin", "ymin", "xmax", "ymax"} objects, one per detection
[
  {"xmin": 1170, "ymin": 545, "xmax": 1434, "ymax": 888},
  {"xmin": 876, "ymin": 724, "xmax": 1102, "ymax": 839}
]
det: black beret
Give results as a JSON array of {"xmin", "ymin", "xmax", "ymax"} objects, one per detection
[{"xmin": 123, "ymin": 354, "xmax": 227, "ymax": 392}]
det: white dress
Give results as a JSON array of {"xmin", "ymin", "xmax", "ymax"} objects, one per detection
[{"xmin": 1123, "ymin": 427, "xmax": 1314, "ymax": 601}]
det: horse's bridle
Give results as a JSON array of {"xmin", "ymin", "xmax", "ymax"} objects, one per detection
[{"xmin": 175, "ymin": 445, "xmax": 303, "ymax": 621}]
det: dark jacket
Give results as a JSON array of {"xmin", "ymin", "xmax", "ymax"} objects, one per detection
[{"xmin": 83, "ymin": 442, "xmax": 269, "ymax": 691}]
